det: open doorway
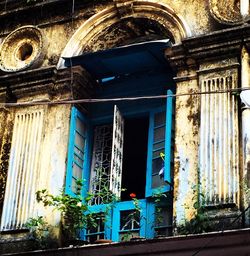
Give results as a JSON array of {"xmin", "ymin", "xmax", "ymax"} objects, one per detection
[{"xmin": 121, "ymin": 116, "xmax": 149, "ymax": 201}]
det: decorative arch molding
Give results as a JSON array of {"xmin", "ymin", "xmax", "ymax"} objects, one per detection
[{"xmin": 57, "ymin": 1, "xmax": 191, "ymax": 68}]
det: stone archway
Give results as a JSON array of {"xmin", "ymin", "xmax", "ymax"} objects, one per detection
[
  {"xmin": 57, "ymin": 0, "xmax": 191, "ymax": 68},
  {"xmin": 55, "ymin": 0, "xmax": 188, "ymax": 241}
]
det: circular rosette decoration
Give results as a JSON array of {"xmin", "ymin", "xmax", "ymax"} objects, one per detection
[
  {"xmin": 209, "ymin": 0, "xmax": 249, "ymax": 25},
  {"xmin": 0, "ymin": 26, "xmax": 46, "ymax": 72}
]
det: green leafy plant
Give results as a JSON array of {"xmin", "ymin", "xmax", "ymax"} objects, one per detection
[
  {"xmin": 177, "ymin": 184, "xmax": 210, "ymax": 235},
  {"xmin": 130, "ymin": 193, "xmax": 141, "ymax": 214},
  {"xmin": 152, "ymin": 190, "xmax": 169, "ymax": 225},
  {"xmin": 25, "ymin": 216, "xmax": 57, "ymax": 249},
  {"xmin": 119, "ymin": 193, "xmax": 142, "ymax": 241},
  {"xmin": 36, "ymin": 180, "xmax": 96, "ymax": 241}
]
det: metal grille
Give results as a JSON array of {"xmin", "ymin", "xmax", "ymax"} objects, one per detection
[
  {"xmin": 199, "ymin": 75, "xmax": 239, "ymax": 206},
  {"xmin": 110, "ymin": 105, "xmax": 124, "ymax": 197},
  {"xmin": 0, "ymin": 110, "xmax": 44, "ymax": 230},
  {"xmin": 90, "ymin": 105, "xmax": 124, "ymax": 205},
  {"xmin": 90, "ymin": 125, "xmax": 113, "ymax": 205}
]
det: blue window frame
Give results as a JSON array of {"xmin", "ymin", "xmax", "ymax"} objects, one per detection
[
  {"xmin": 112, "ymin": 200, "xmax": 147, "ymax": 242},
  {"xmin": 65, "ymin": 107, "xmax": 90, "ymax": 196},
  {"xmin": 82, "ymin": 204, "xmax": 112, "ymax": 242},
  {"xmin": 146, "ymin": 90, "xmax": 174, "ymax": 197},
  {"xmin": 146, "ymin": 197, "xmax": 173, "ymax": 238},
  {"xmin": 66, "ymin": 90, "xmax": 174, "ymax": 241}
]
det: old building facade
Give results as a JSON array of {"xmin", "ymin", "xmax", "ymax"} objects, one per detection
[{"xmin": 0, "ymin": 0, "xmax": 250, "ymax": 254}]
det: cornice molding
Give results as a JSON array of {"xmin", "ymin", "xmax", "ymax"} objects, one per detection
[
  {"xmin": 166, "ymin": 24, "xmax": 250, "ymax": 71},
  {"xmin": 0, "ymin": 66, "xmax": 94, "ymax": 102}
]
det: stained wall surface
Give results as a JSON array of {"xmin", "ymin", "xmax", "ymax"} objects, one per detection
[{"xmin": 0, "ymin": 0, "xmax": 249, "ymax": 252}]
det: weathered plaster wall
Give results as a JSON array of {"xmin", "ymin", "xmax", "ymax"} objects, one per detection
[
  {"xmin": 159, "ymin": 0, "xmax": 211, "ymax": 35},
  {"xmin": 0, "ymin": 0, "xmax": 224, "ymax": 72},
  {"xmin": 0, "ymin": 0, "xmax": 248, "ymax": 251},
  {"xmin": 241, "ymin": 47, "xmax": 250, "ymax": 225},
  {"xmin": 36, "ymin": 103, "xmax": 71, "ymax": 241},
  {"xmin": 173, "ymin": 72, "xmax": 200, "ymax": 227},
  {"xmin": 242, "ymin": 109, "xmax": 250, "ymax": 225},
  {"xmin": 0, "ymin": 97, "xmax": 71, "ymax": 243},
  {"xmin": 0, "ymin": 109, "xmax": 14, "ymax": 217},
  {"xmin": 38, "ymin": 104, "xmax": 71, "ymax": 219}
]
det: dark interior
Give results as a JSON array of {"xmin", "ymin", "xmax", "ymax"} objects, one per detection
[{"xmin": 121, "ymin": 116, "xmax": 149, "ymax": 201}]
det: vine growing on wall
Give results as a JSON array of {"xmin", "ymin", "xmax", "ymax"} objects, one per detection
[{"xmin": 177, "ymin": 184, "xmax": 210, "ymax": 235}]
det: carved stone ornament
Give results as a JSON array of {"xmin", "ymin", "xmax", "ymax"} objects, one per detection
[
  {"xmin": 209, "ymin": 0, "xmax": 250, "ymax": 25},
  {"xmin": 0, "ymin": 26, "xmax": 46, "ymax": 72}
]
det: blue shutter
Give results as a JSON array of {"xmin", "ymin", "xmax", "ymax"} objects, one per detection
[
  {"xmin": 112, "ymin": 200, "xmax": 147, "ymax": 242},
  {"xmin": 164, "ymin": 90, "xmax": 174, "ymax": 184},
  {"xmin": 65, "ymin": 107, "xmax": 90, "ymax": 196},
  {"xmin": 146, "ymin": 90, "xmax": 174, "ymax": 197}
]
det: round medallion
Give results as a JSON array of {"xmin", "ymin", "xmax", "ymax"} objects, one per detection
[
  {"xmin": 209, "ymin": 0, "xmax": 249, "ymax": 25},
  {"xmin": 0, "ymin": 26, "xmax": 45, "ymax": 72}
]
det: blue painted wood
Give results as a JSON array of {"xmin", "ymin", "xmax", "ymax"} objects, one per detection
[
  {"xmin": 89, "ymin": 70, "xmax": 175, "ymax": 120},
  {"xmin": 111, "ymin": 200, "xmax": 147, "ymax": 242},
  {"xmin": 145, "ymin": 91, "xmax": 174, "ymax": 197},
  {"xmin": 85, "ymin": 204, "xmax": 112, "ymax": 240},
  {"xmin": 64, "ymin": 41, "xmax": 176, "ymax": 242},
  {"xmin": 63, "ymin": 39, "xmax": 172, "ymax": 80},
  {"xmin": 82, "ymin": 122, "xmax": 92, "ymax": 195},
  {"xmin": 65, "ymin": 107, "xmax": 89, "ymax": 196},
  {"xmin": 139, "ymin": 201, "xmax": 147, "ymax": 238},
  {"xmin": 65, "ymin": 107, "xmax": 77, "ymax": 196},
  {"xmin": 146, "ymin": 201, "xmax": 155, "ymax": 238},
  {"xmin": 146, "ymin": 107, "xmax": 167, "ymax": 197},
  {"xmin": 164, "ymin": 90, "xmax": 173, "ymax": 184},
  {"xmin": 146, "ymin": 110, "xmax": 155, "ymax": 198}
]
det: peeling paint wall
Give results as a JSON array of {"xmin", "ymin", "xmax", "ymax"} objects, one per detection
[
  {"xmin": 0, "ymin": 0, "xmax": 230, "ymax": 72},
  {"xmin": 173, "ymin": 73, "xmax": 200, "ymax": 226},
  {"xmin": 241, "ymin": 47, "xmax": 250, "ymax": 225},
  {"xmin": 0, "ymin": 103, "xmax": 71, "ymax": 230},
  {"xmin": 0, "ymin": 0, "xmax": 249, "ymax": 251},
  {"xmin": 0, "ymin": 101, "xmax": 71, "ymax": 235},
  {"xmin": 0, "ymin": 109, "xmax": 14, "ymax": 220},
  {"xmin": 199, "ymin": 61, "xmax": 240, "ymax": 207},
  {"xmin": 242, "ymin": 109, "xmax": 250, "ymax": 224},
  {"xmin": 38, "ymin": 104, "xmax": 71, "ymax": 227}
]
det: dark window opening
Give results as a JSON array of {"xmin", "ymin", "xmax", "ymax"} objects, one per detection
[
  {"xmin": 121, "ymin": 116, "xmax": 149, "ymax": 201},
  {"xmin": 18, "ymin": 43, "xmax": 33, "ymax": 61}
]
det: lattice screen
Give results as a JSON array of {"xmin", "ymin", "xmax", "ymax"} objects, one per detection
[{"xmin": 90, "ymin": 125, "xmax": 113, "ymax": 205}]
